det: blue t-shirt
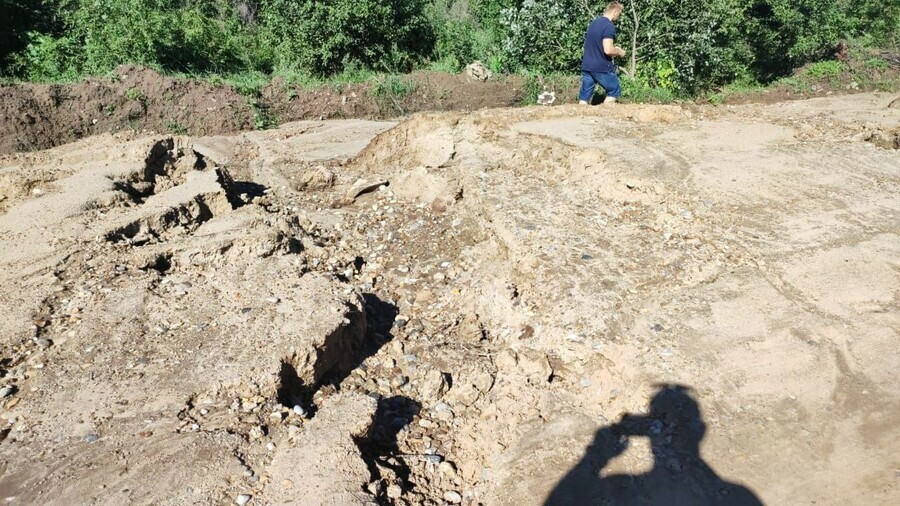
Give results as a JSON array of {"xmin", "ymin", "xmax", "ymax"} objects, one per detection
[{"xmin": 582, "ymin": 16, "xmax": 616, "ymax": 73}]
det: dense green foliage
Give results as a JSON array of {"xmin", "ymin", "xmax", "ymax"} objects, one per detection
[
  {"xmin": 1, "ymin": 0, "xmax": 897, "ymax": 93},
  {"xmin": 258, "ymin": 0, "xmax": 433, "ymax": 74},
  {"xmin": 502, "ymin": 0, "xmax": 897, "ymax": 92}
]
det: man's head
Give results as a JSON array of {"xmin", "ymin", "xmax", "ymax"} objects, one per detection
[{"xmin": 604, "ymin": 1, "xmax": 624, "ymax": 21}]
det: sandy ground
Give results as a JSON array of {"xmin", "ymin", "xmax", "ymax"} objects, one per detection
[{"xmin": 0, "ymin": 93, "xmax": 897, "ymax": 505}]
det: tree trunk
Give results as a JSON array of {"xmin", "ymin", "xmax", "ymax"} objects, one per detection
[{"xmin": 629, "ymin": 0, "xmax": 639, "ymax": 78}]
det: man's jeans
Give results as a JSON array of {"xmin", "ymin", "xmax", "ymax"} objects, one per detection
[{"xmin": 579, "ymin": 70, "xmax": 622, "ymax": 101}]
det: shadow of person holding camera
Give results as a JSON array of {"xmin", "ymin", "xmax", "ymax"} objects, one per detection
[{"xmin": 545, "ymin": 384, "xmax": 762, "ymax": 505}]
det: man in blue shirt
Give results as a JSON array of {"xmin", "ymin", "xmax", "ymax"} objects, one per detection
[{"xmin": 580, "ymin": 2, "xmax": 627, "ymax": 105}]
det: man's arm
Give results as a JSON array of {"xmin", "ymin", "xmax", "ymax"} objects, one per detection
[{"xmin": 603, "ymin": 38, "xmax": 626, "ymax": 58}]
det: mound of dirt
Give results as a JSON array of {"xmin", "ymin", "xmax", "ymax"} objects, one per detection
[
  {"xmin": 0, "ymin": 67, "xmax": 541, "ymax": 156},
  {"xmin": 0, "ymin": 93, "xmax": 897, "ymax": 505},
  {"xmin": 0, "ymin": 66, "xmax": 254, "ymax": 154}
]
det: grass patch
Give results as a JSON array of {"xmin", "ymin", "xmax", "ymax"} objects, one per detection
[
  {"xmin": 803, "ymin": 60, "xmax": 846, "ymax": 80},
  {"xmin": 124, "ymin": 87, "xmax": 143, "ymax": 101},
  {"xmin": 207, "ymin": 71, "xmax": 271, "ymax": 98},
  {"xmin": 704, "ymin": 78, "xmax": 764, "ymax": 104},
  {"xmin": 620, "ymin": 75, "xmax": 679, "ymax": 104},
  {"xmin": 370, "ymin": 74, "xmax": 418, "ymax": 98},
  {"xmin": 201, "ymin": 71, "xmax": 279, "ymax": 130},
  {"xmin": 252, "ymin": 104, "xmax": 278, "ymax": 130},
  {"xmin": 164, "ymin": 120, "xmax": 187, "ymax": 135},
  {"xmin": 428, "ymin": 56, "xmax": 463, "ymax": 73},
  {"xmin": 774, "ymin": 76, "xmax": 813, "ymax": 94},
  {"xmin": 369, "ymin": 74, "xmax": 418, "ymax": 114}
]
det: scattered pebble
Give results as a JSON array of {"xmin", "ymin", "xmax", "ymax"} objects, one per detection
[
  {"xmin": 235, "ymin": 494, "xmax": 251, "ymax": 506},
  {"xmin": 386, "ymin": 484, "xmax": 403, "ymax": 499},
  {"xmin": 438, "ymin": 462, "xmax": 457, "ymax": 477},
  {"xmin": 443, "ymin": 491, "xmax": 462, "ymax": 504},
  {"xmin": 85, "ymin": 433, "xmax": 99, "ymax": 443}
]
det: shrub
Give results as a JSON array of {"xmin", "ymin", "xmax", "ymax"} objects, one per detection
[
  {"xmin": 501, "ymin": 0, "xmax": 586, "ymax": 73},
  {"xmin": 804, "ymin": 60, "xmax": 845, "ymax": 79},
  {"xmin": 15, "ymin": 0, "xmax": 253, "ymax": 80},
  {"xmin": 258, "ymin": 0, "xmax": 434, "ymax": 76},
  {"xmin": 426, "ymin": 0, "xmax": 510, "ymax": 72},
  {"xmin": 500, "ymin": 0, "xmax": 896, "ymax": 92},
  {"xmin": 0, "ymin": 0, "xmax": 58, "ymax": 76},
  {"xmin": 2, "ymin": 0, "xmax": 895, "ymax": 96}
]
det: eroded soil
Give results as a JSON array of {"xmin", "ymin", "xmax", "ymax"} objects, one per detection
[
  {"xmin": 0, "ymin": 66, "xmax": 532, "ymax": 155},
  {"xmin": 0, "ymin": 93, "xmax": 898, "ymax": 505}
]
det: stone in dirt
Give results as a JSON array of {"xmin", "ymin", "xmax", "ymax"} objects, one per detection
[
  {"xmin": 294, "ymin": 167, "xmax": 335, "ymax": 191},
  {"xmin": 421, "ymin": 368, "xmax": 449, "ymax": 400},
  {"xmin": 465, "ymin": 61, "xmax": 493, "ymax": 82},
  {"xmin": 345, "ymin": 177, "xmax": 389, "ymax": 201}
]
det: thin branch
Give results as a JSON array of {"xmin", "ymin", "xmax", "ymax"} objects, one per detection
[
  {"xmin": 580, "ymin": 0, "xmax": 597, "ymax": 18},
  {"xmin": 629, "ymin": 0, "xmax": 640, "ymax": 78}
]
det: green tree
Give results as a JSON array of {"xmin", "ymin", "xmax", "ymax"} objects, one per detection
[
  {"xmin": 15, "ymin": 0, "xmax": 254, "ymax": 80},
  {"xmin": 257, "ymin": 0, "xmax": 434, "ymax": 75},
  {"xmin": 0, "ymin": 0, "xmax": 58, "ymax": 76},
  {"xmin": 500, "ymin": 0, "xmax": 895, "ymax": 92}
]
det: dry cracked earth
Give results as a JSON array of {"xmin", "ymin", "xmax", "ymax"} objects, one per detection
[{"xmin": 0, "ymin": 93, "xmax": 898, "ymax": 505}]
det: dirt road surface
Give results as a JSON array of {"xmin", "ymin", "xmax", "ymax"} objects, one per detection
[{"xmin": 0, "ymin": 93, "xmax": 897, "ymax": 505}]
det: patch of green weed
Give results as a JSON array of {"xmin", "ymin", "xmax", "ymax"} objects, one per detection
[
  {"xmin": 863, "ymin": 57, "xmax": 889, "ymax": 71},
  {"xmin": 164, "ymin": 120, "xmax": 188, "ymax": 135},
  {"xmin": 803, "ymin": 61, "xmax": 845, "ymax": 80},
  {"xmin": 775, "ymin": 76, "xmax": 812, "ymax": 94},
  {"xmin": 253, "ymin": 105, "xmax": 277, "ymax": 130},
  {"xmin": 620, "ymin": 75, "xmax": 678, "ymax": 104},
  {"xmin": 214, "ymin": 71, "xmax": 270, "ymax": 98},
  {"xmin": 428, "ymin": 56, "xmax": 463, "ymax": 73},
  {"xmin": 370, "ymin": 74, "xmax": 417, "ymax": 98},
  {"xmin": 369, "ymin": 74, "xmax": 418, "ymax": 114},
  {"xmin": 124, "ymin": 87, "xmax": 145, "ymax": 101},
  {"xmin": 706, "ymin": 92, "xmax": 725, "ymax": 105}
]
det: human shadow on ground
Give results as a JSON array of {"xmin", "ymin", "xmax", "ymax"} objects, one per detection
[
  {"xmin": 545, "ymin": 384, "xmax": 763, "ymax": 506},
  {"xmin": 355, "ymin": 395, "xmax": 422, "ymax": 502}
]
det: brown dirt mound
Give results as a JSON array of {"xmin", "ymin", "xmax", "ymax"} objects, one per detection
[
  {"xmin": 0, "ymin": 65, "xmax": 254, "ymax": 153},
  {"xmin": 0, "ymin": 67, "xmax": 545, "ymax": 155},
  {"xmin": 260, "ymin": 71, "xmax": 536, "ymax": 122}
]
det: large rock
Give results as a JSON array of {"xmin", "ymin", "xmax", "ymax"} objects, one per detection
[{"xmin": 465, "ymin": 61, "xmax": 493, "ymax": 82}]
